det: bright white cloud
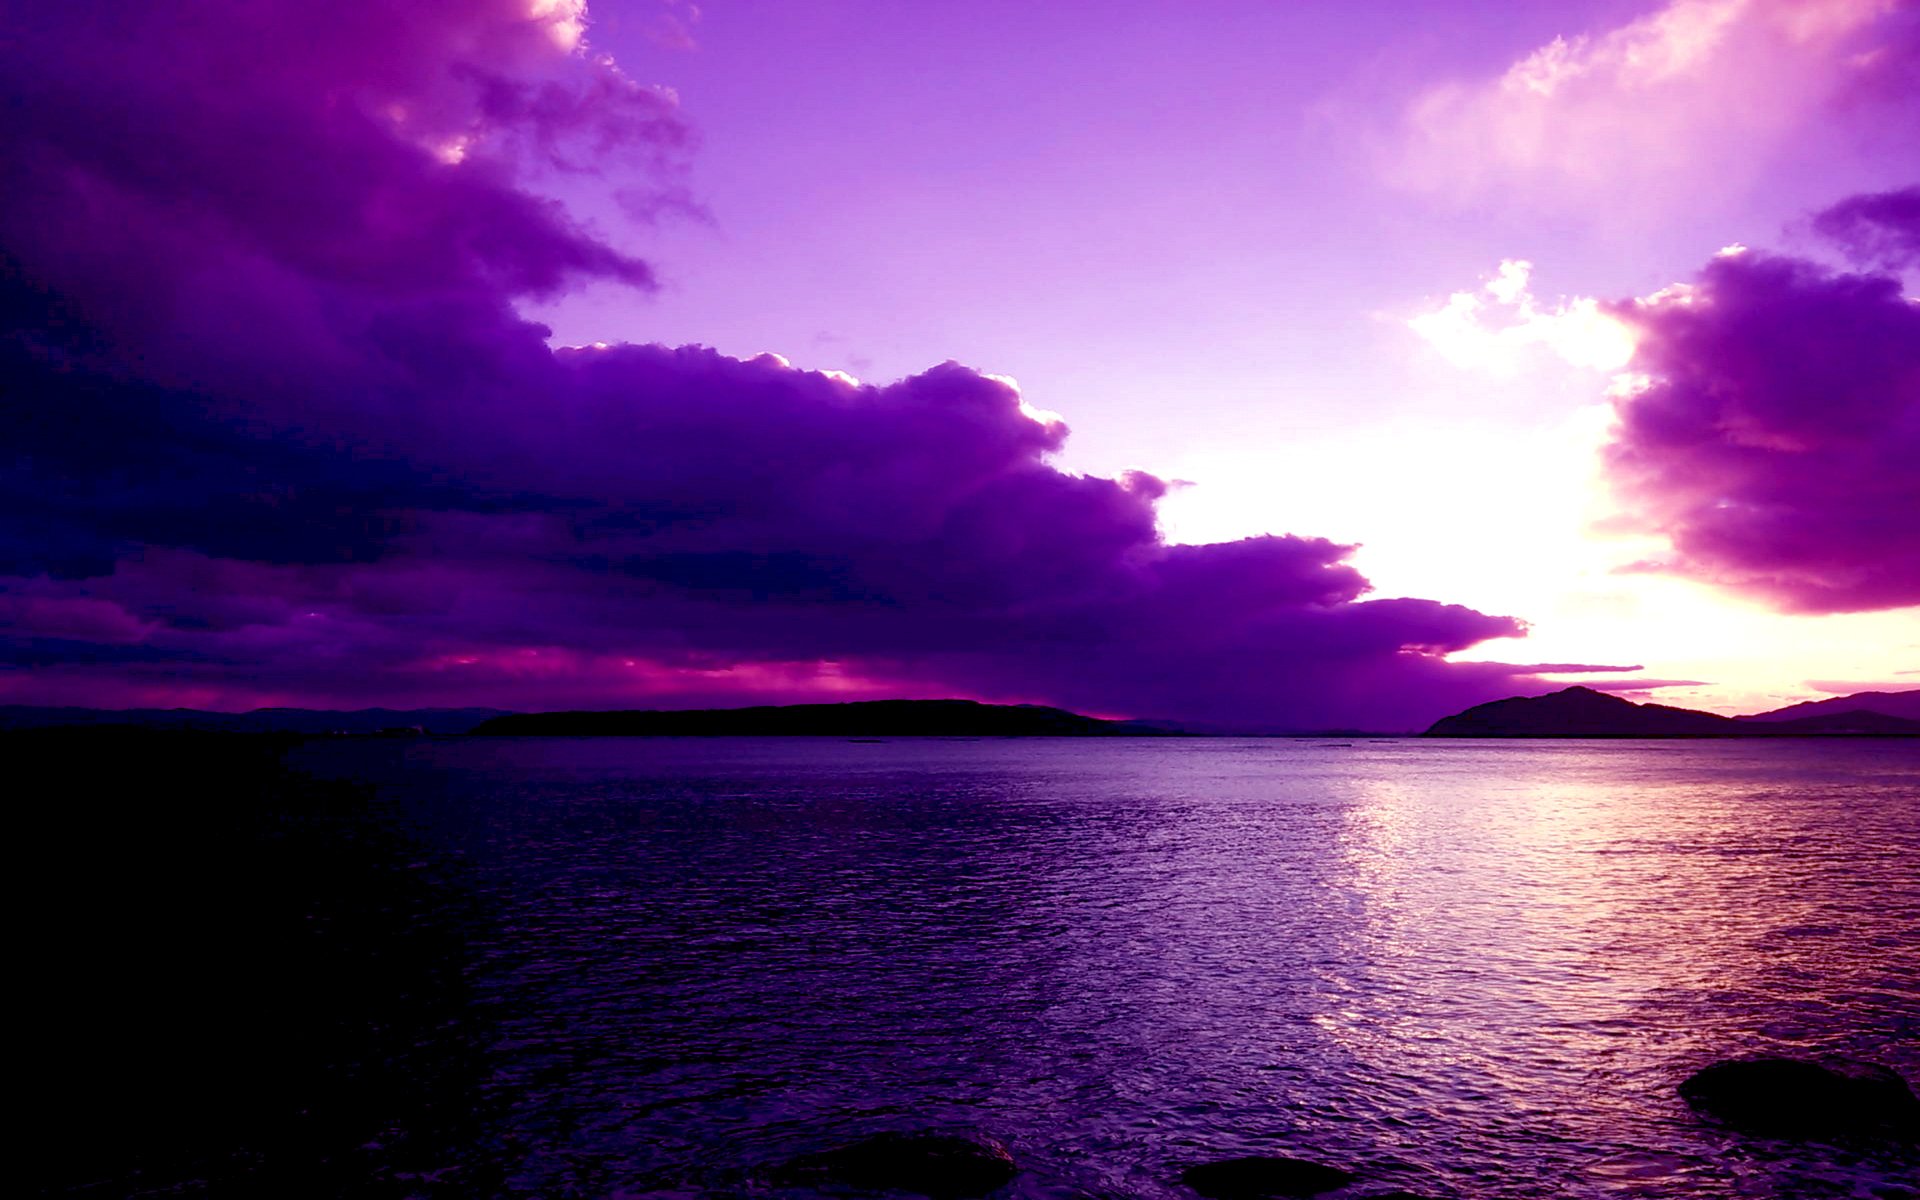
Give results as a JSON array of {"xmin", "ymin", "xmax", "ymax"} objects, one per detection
[
  {"xmin": 530, "ymin": 0, "xmax": 589, "ymax": 50},
  {"xmin": 1408, "ymin": 260, "xmax": 1636, "ymax": 374}
]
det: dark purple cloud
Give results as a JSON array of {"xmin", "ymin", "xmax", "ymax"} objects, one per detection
[
  {"xmin": 1812, "ymin": 186, "xmax": 1920, "ymax": 272},
  {"xmin": 0, "ymin": 0, "xmax": 1555, "ymax": 730},
  {"xmin": 1603, "ymin": 211, "xmax": 1920, "ymax": 615}
]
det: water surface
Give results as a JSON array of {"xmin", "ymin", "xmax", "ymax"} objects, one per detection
[{"xmin": 283, "ymin": 738, "xmax": 1920, "ymax": 1199}]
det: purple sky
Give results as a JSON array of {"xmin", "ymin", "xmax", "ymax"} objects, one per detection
[{"xmin": 1, "ymin": 0, "xmax": 1915, "ymax": 729}]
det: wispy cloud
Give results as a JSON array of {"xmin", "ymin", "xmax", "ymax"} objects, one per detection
[{"xmin": 1391, "ymin": 0, "xmax": 1910, "ymax": 210}]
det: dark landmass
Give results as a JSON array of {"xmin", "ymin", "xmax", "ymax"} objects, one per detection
[
  {"xmin": 1740, "ymin": 688, "xmax": 1920, "ymax": 723},
  {"xmin": 0, "ymin": 704, "xmax": 505, "ymax": 734},
  {"xmin": 1424, "ymin": 686, "xmax": 1920, "ymax": 738},
  {"xmin": 15, "ymin": 728, "xmax": 505, "ymax": 1197},
  {"xmin": 474, "ymin": 698, "xmax": 1173, "ymax": 737},
  {"xmin": 9, "ymin": 686, "xmax": 1915, "ymax": 741},
  {"xmin": 1751, "ymin": 709, "xmax": 1920, "ymax": 736},
  {"xmin": 1425, "ymin": 687, "xmax": 1735, "ymax": 738}
]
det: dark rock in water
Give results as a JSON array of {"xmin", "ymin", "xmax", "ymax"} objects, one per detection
[
  {"xmin": 773, "ymin": 1131, "xmax": 1017, "ymax": 1197},
  {"xmin": 1679, "ymin": 1056, "xmax": 1919, "ymax": 1139},
  {"xmin": 1180, "ymin": 1156, "xmax": 1359, "ymax": 1198}
]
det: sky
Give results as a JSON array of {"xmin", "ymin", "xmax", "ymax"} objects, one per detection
[{"xmin": 1, "ymin": 0, "xmax": 1915, "ymax": 730}]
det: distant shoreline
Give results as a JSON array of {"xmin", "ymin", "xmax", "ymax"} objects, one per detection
[{"xmin": 4, "ymin": 688, "xmax": 1915, "ymax": 739}]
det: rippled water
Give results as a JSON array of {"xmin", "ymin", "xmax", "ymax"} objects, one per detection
[{"xmin": 273, "ymin": 738, "xmax": 1920, "ymax": 1199}]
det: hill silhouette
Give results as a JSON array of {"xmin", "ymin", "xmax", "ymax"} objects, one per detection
[
  {"xmin": 0, "ymin": 706, "xmax": 505, "ymax": 735},
  {"xmin": 474, "ymin": 699, "xmax": 1169, "ymax": 737},
  {"xmin": 1426, "ymin": 686, "xmax": 1920, "ymax": 738},
  {"xmin": 1741, "ymin": 689, "xmax": 1920, "ymax": 722},
  {"xmin": 1757, "ymin": 709, "xmax": 1920, "ymax": 735}
]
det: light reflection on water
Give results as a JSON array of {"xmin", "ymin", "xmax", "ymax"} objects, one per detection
[{"xmin": 297, "ymin": 737, "xmax": 1920, "ymax": 1199}]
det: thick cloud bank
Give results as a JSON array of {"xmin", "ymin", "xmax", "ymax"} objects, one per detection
[
  {"xmin": 1605, "ymin": 195, "xmax": 1920, "ymax": 613},
  {"xmin": 0, "ymin": 0, "xmax": 1547, "ymax": 730}
]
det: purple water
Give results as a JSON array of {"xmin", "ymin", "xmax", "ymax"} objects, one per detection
[{"xmin": 282, "ymin": 737, "xmax": 1920, "ymax": 1200}]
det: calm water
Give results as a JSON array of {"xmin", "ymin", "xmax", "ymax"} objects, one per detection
[{"xmin": 276, "ymin": 738, "xmax": 1919, "ymax": 1200}]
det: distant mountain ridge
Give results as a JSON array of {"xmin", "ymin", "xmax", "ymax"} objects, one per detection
[
  {"xmin": 0, "ymin": 706, "xmax": 506, "ymax": 735},
  {"xmin": 1739, "ymin": 689, "xmax": 1920, "ymax": 722},
  {"xmin": 7, "ymin": 687, "xmax": 1915, "ymax": 740},
  {"xmin": 475, "ymin": 699, "xmax": 1170, "ymax": 737},
  {"xmin": 1425, "ymin": 687, "xmax": 1920, "ymax": 738}
]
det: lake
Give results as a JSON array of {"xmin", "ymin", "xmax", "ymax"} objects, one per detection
[{"xmin": 32, "ymin": 737, "xmax": 1920, "ymax": 1198}]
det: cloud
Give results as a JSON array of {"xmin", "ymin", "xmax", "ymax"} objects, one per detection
[
  {"xmin": 1498, "ymin": 662, "xmax": 1646, "ymax": 674},
  {"xmin": 1811, "ymin": 184, "xmax": 1920, "ymax": 271},
  {"xmin": 1392, "ymin": 0, "xmax": 1913, "ymax": 209},
  {"xmin": 1801, "ymin": 678, "xmax": 1920, "ymax": 695},
  {"xmin": 0, "ymin": 347, "xmax": 1540, "ymax": 728},
  {"xmin": 1409, "ymin": 260, "xmax": 1636, "ymax": 373},
  {"xmin": 1601, "ymin": 198, "xmax": 1920, "ymax": 613},
  {"xmin": 641, "ymin": 0, "xmax": 703, "ymax": 51},
  {"xmin": 1575, "ymin": 678, "xmax": 1713, "ymax": 693},
  {"xmin": 0, "ymin": 0, "xmax": 1556, "ymax": 731}
]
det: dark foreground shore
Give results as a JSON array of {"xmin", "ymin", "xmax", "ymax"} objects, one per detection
[{"xmin": 18, "ymin": 730, "xmax": 504, "ymax": 1197}]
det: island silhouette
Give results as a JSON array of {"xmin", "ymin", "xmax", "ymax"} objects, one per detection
[
  {"xmin": 1422, "ymin": 686, "xmax": 1920, "ymax": 738},
  {"xmin": 473, "ymin": 699, "xmax": 1171, "ymax": 737},
  {"xmin": 5, "ymin": 688, "xmax": 1915, "ymax": 739}
]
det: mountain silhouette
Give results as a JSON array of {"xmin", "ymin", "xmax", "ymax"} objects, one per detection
[
  {"xmin": 1740, "ymin": 689, "xmax": 1920, "ymax": 722},
  {"xmin": 0, "ymin": 706, "xmax": 506, "ymax": 735},
  {"xmin": 1425, "ymin": 686, "xmax": 1919, "ymax": 738},
  {"xmin": 474, "ymin": 699, "xmax": 1169, "ymax": 737}
]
